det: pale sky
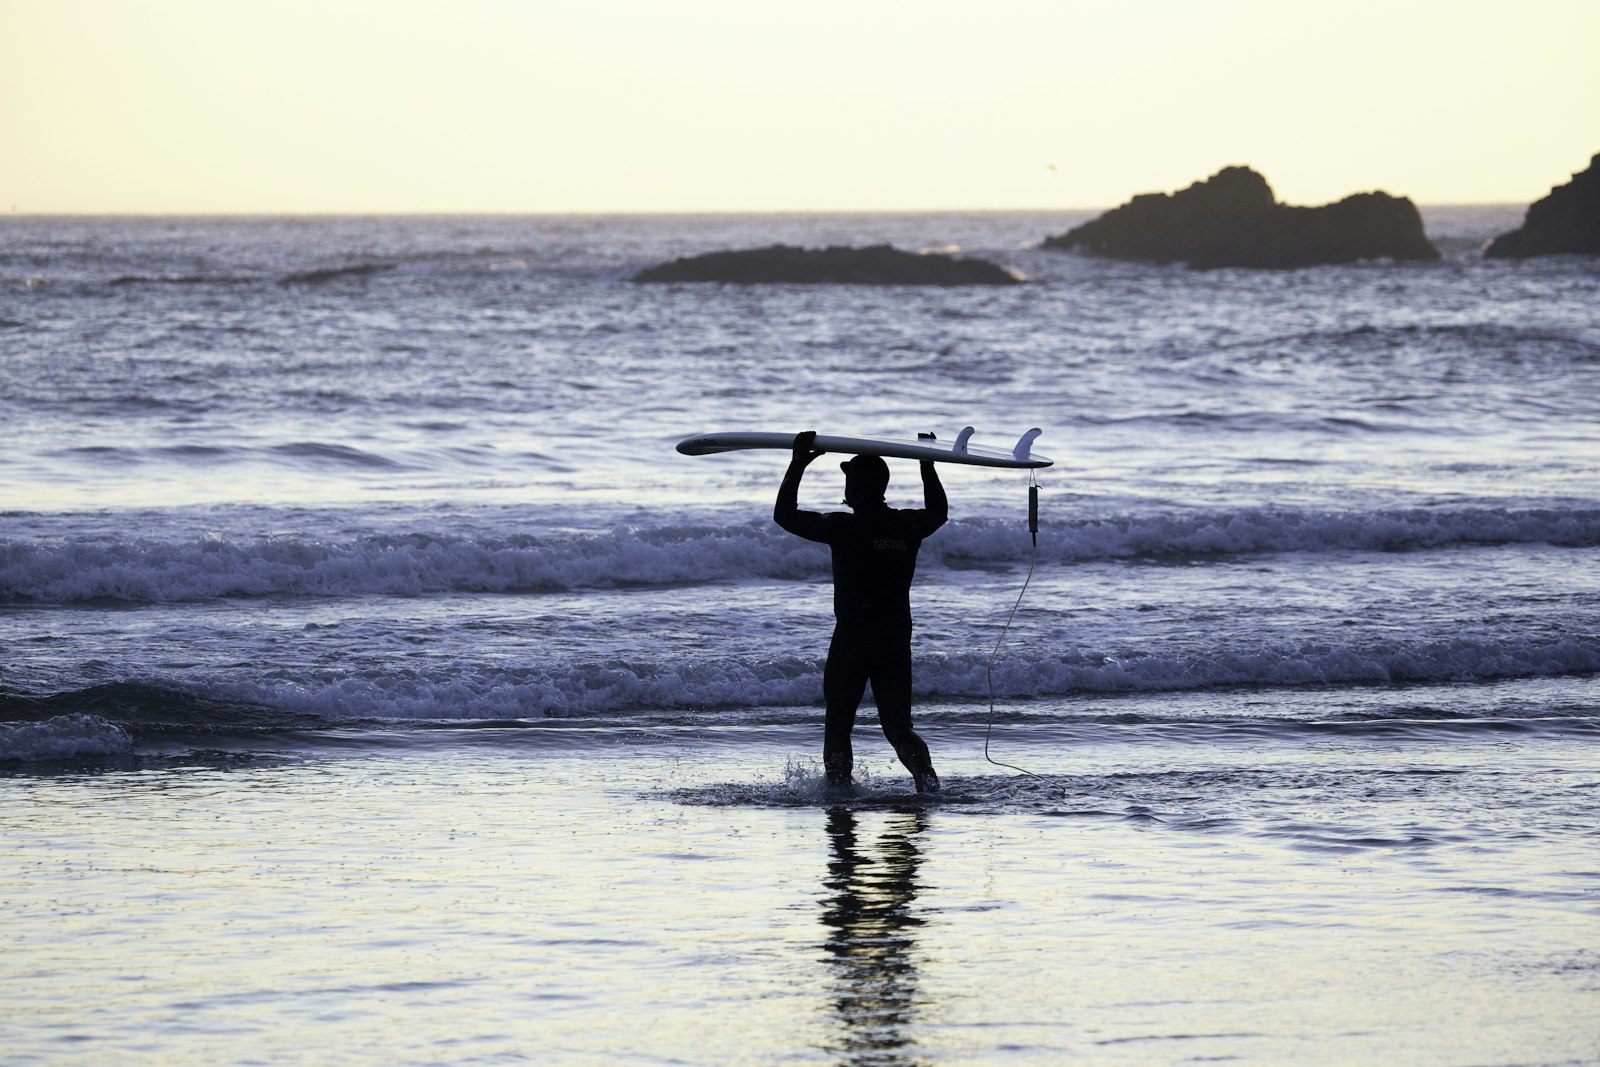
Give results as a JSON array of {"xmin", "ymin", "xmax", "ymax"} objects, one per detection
[{"xmin": 3, "ymin": 0, "xmax": 1596, "ymax": 213}]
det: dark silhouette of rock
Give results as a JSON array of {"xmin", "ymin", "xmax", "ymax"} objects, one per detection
[
  {"xmin": 1485, "ymin": 153, "xmax": 1600, "ymax": 259},
  {"xmin": 633, "ymin": 244, "xmax": 1021, "ymax": 286},
  {"xmin": 1042, "ymin": 166, "xmax": 1439, "ymax": 269},
  {"xmin": 279, "ymin": 263, "xmax": 395, "ymax": 285}
]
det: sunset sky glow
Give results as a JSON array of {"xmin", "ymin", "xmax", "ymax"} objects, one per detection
[{"xmin": 3, "ymin": 0, "xmax": 1596, "ymax": 213}]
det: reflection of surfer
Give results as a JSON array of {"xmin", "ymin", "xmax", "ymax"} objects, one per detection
[
  {"xmin": 820, "ymin": 806, "xmax": 927, "ymax": 1063},
  {"xmin": 775, "ymin": 430, "xmax": 946, "ymax": 792}
]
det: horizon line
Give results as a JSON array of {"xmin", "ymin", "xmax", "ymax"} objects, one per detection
[{"xmin": 3, "ymin": 200, "xmax": 1531, "ymax": 220}]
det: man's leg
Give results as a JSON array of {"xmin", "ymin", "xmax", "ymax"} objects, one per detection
[
  {"xmin": 871, "ymin": 635, "xmax": 939, "ymax": 792},
  {"xmin": 822, "ymin": 630, "xmax": 868, "ymax": 785}
]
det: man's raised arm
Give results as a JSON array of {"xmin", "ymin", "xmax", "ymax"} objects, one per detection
[
  {"xmin": 774, "ymin": 430, "xmax": 823, "ymax": 536},
  {"xmin": 920, "ymin": 459, "xmax": 948, "ymax": 531}
]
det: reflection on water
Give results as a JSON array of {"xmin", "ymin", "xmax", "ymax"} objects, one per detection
[{"xmin": 819, "ymin": 806, "xmax": 928, "ymax": 1066}]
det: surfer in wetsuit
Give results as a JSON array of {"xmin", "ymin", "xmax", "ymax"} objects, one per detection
[{"xmin": 774, "ymin": 430, "xmax": 947, "ymax": 792}]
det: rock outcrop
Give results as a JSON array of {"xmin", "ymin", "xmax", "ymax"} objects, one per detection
[
  {"xmin": 633, "ymin": 244, "xmax": 1021, "ymax": 286},
  {"xmin": 1485, "ymin": 153, "xmax": 1600, "ymax": 258},
  {"xmin": 1042, "ymin": 166, "xmax": 1439, "ymax": 269}
]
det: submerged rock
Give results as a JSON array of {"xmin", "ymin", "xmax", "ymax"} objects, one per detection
[
  {"xmin": 633, "ymin": 243, "xmax": 1021, "ymax": 286},
  {"xmin": 279, "ymin": 263, "xmax": 395, "ymax": 285},
  {"xmin": 1485, "ymin": 153, "xmax": 1600, "ymax": 258},
  {"xmin": 1042, "ymin": 166, "xmax": 1439, "ymax": 269}
]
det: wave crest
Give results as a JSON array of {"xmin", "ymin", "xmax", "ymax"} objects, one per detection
[
  {"xmin": 8, "ymin": 632, "xmax": 1595, "ymax": 728},
  {"xmin": 0, "ymin": 714, "xmax": 133, "ymax": 763},
  {"xmin": 3, "ymin": 506, "xmax": 1597, "ymax": 604}
]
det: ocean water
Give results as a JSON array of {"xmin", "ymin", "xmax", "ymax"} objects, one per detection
[{"xmin": 2, "ymin": 208, "xmax": 1598, "ymax": 1064}]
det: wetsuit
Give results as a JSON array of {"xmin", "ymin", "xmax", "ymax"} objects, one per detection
[{"xmin": 774, "ymin": 450, "xmax": 947, "ymax": 788}]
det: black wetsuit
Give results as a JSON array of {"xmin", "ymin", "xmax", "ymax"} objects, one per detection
[{"xmin": 774, "ymin": 460, "xmax": 946, "ymax": 786}]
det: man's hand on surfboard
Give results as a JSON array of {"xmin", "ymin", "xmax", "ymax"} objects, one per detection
[{"xmin": 791, "ymin": 430, "xmax": 822, "ymax": 466}]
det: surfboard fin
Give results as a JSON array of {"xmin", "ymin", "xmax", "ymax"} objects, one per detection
[
  {"xmin": 953, "ymin": 426, "xmax": 975, "ymax": 456},
  {"xmin": 1012, "ymin": 428, "xmax": 1042, "ymax": 461}
]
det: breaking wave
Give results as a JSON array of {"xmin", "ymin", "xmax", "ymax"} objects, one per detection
[
  {"xmin": 3, "ymin": 630, "xmax": 1596, "ymax": 741},
  {"xmin": 4, "ymin": 506, "xmax": 1597, "ymax": 603}
]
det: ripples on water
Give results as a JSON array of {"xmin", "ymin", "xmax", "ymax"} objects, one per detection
[{"xmin": 2, "ymin": 208, "xmax": 1597, "ymax": 1062}]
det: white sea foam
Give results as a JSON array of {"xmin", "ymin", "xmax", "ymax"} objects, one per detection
[
  {"xmin": 5, "ymin": 507, "xmax": 1596, "ymax": 603},
  {"xmin": 0, "ymin": 714, "xmax": 133, "ymax": 762},
  {"xmin": 155, "ymin": 631, "xmax": 1597, "ymax": 721}
]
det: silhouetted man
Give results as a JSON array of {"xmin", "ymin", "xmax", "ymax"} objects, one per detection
[{"xmin": 774, "ymin": 431, "xmax": 946, "ymax": 792}]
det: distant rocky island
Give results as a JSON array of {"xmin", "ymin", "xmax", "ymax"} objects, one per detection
[
  {"xmin": 629, "ymin": 155, "xmax": 1599, "ymax": 281},
  {"xmin": 633, "ymin": 243, "xmax": 1022, "ymax": 286},
  {"xmin": 1485, "ymin": 152, "xmax": 1600, "ymax": 258},
  {"xmin": 1042, "ymin": 166, "xmax": 1439, "ymax": 269}
]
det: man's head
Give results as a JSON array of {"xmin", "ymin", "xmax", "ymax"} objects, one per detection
[{"xmin": 840, "ymin": 453, "xmax": 889, "ymax": 509}]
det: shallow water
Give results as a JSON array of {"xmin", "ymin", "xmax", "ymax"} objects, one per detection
[{"xmin": 5, "ymin": 725, "xmax": 1598, "ymax": 1065}]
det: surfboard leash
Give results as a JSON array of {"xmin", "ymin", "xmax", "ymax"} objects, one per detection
[{"xmin": 983, "ymin": 470, "xmax": 1055, "ymax": 786}]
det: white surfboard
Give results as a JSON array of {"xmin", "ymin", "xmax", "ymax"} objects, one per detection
[{"xmin": 676, "ymin": 427, "xmax": 1052, "ymax": 469}]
